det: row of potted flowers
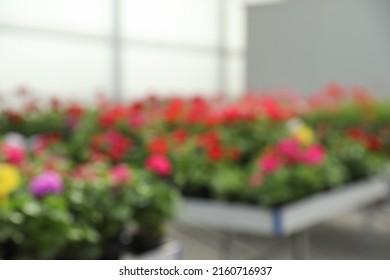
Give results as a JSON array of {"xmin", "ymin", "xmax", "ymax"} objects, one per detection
[
  {"xmin": 1, "ymin": 85, "xmax": 389, "ymax": 206},
  {"xmin": 0, "ymin": 135, "xmax": 178, "ymax": 259}
]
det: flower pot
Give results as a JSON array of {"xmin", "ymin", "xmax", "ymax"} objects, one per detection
[
  {"xmin": 0, "ymin": 240, "xmax": 18, "ymax": 260},
  {"xmin": 129, "ymin": 233, "xmax": 163, "ymax": 255}
]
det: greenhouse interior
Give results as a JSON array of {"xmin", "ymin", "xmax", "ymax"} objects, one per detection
[{"xmin": 1, "ymin": 0, "xmax": 390, "ymax": 260}]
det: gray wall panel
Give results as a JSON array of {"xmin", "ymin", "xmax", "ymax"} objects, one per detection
[{"xmin": 247, "ymin": 0, "xmax": 390, "ymax": 96}]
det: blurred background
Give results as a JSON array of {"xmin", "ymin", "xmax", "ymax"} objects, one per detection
[
  {"xmin": 1, "ymin": 0, "xmax": 390, "ymax": 102},
  {"xmin": 1, "ymin": 0, "xmax": 390, "ymax": 260}
]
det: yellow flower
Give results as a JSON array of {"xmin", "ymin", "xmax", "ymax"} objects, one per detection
[
  {"xmin": 286, "ymin": 118, "xmax": 314, "ymax": 146},
  {"xmin": 293, "ymin": 126, "xmax": 314, "ymax": 146},
  {"xmin": 0, "ymin": 164, "xmax": 21, "ymax": 202}
]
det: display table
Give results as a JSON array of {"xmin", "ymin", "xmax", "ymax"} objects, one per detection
[{"xmin": 178, "ymin": 177, "xmax": 389, "ymax": 259}]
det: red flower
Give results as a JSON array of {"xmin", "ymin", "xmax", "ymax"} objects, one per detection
[
  {"xmin": 197, "ymin": 132, "xmax": 220, "ymax": 149},
  {"xmin": 66, "ymin": 103, "xmax": 85, "ymax": 118},
  {"xmin": 131, "ymin": 101, "xmax": 144, "ymax": 112},
  {"xmin": 91, "ymin": 131, "xmax": 132, "ymax": 161},
  {"xmin": 261, "ymin": 99, "xmax": 287, "ymax": 121},
  {"xmin": 148, "ymin": 137, "xmax": 169, "ymax": 154},
  {"xmin": 347, "ymin": 127, "xmax": 367, "ymax": 140},
  {"xmin": 347, "ymin": 128, "xmax": 382, "ymax": 151},
  {"xmin": 165, "ymin": 98, "xmax": 185, "ymax": 123},
  {"xmin": 205, "ymin": 111, "xmax": 223, "ymax": 126},
  {"xmin": 4, "ymin": 110, "xmax": 23, "ymax": 123},
  {"xmin": 259, "ymin": 152, "xmax": 282, "ymax": 173},
  {"xmin": 99, "ymin": 105, "xmax": 128, "ymax": 127},
  {"xmin": 172, "ymin": 129, "xmax": 188, "ymax": 144},
  {"xmin": 365, "ymin": 136, "xmax": 381, "ymax": 151},
  {"xmin": 207, "ymin": 145, "xmax": 223, "ymax": 161},
  {"xmin": 145, "ymin": 154, "xmax": 172, "ymax": 176},
  {"xmin": 186, "ymin": 97, "xmax": 209, "ymax": 124},
  {"xmin": 222, "ymin": 106, "xmax": 242, "ymax": 124}
]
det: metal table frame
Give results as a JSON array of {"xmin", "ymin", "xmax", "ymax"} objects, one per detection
[{"xmin": 178, "ymin": 177, "xmax": 389, "ymax": 259}]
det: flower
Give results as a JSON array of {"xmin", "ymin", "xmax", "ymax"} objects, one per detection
[
  {"xmin": 277, "ymin": 138, "xmax": 301, "ymax": 162},
  {"xmin": 172, "ymin": 129, "xmax": 188, "ymax": 144},
  {"xmin": 207, "ymin": 144, "xmax": 223, "ymax": 161},
  {"xmin": 300, "ymin": 145, "xmax": 326, "ymax": 165},
  {"xmin": 286, "ymin": 119, "xmax": 314, "ymax": 146},
  {"xmin": 0, "ymin": 164, "xmax": 21, "ymax": 201},
  {"xmin": 365, "ymin": 136, "xmax": 381, "ymax": 151},
  {"xmin": 91, "ymin": 131, "xmax": 132, "ymax": 161},
  {"xmin": 29, "ymin": 171, "xmax": 64, "ymax": 198},
  {"xmin": 347, "ymin": 128, "xmax": 382, "ymax": 151},
  {"xmin": 261, "ymin": 98, "xmax": 287, "ymax": 121},
  {"xmin": 145, "ymin": 154, "xmax": 172, "ymax": 176},
  {"xmin": 249, "ymin": 172, "xmax": 264, "ymax": 187},
  {"xmin": 293, "ymin": 126, "xmax": 314, "ymax": 146},
  {"xmin": 197, "ymin": 131, "xmax": 220, "ymax": 149},
  {"xmin": 99, "ymin": 105, "xmax": 128, "ymax": 127},
  {"xmin": 3, "ymin": 144, "xmax": 26, "ymax": 165},
  {"xmin": 148, "ymin": 138, "xmax": 169, "ymax": 154},
  {"xmin": 110, "ymin": 164, "xmax": 132, "ymax": 186},
  {"xmin": 259, "ymin": 153, "xmax": 282, "ymax": 173},
  {"xmin": 186, "ymin": 98, "xmax": 208, "ymax": 124},
  {"xmin": 347, "ymin": 127, "xmax": 366, "ymax": 139},
  {"xmin": 129, "ymin": 111, "xmax": 146, "ymax": 129},
  {"xmin": 165, "ymin": 98, "xmax": 185, "ymax": 123}
]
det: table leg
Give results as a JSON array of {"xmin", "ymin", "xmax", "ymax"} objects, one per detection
[
  {"xmin": 290, "ymin": 230, "xmax": 311, "ymax": 259},
  {"xmin": 220, "ymin": 231, "xmax": 234, "ymax": 259},
  {"xmin": 361, "ymin": 205, "xmax": 376, "ymax": 257}
]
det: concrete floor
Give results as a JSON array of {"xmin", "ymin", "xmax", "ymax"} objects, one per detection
[{"xmin": 169, "ymin": 207, "xmax": 390, "ymax": 260}]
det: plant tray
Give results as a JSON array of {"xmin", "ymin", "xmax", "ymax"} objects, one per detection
[
  {"xmin": 120, "ymin": 239, "xmax": 182, "ymax": 260},
  {"xmin": 179, "ymin": 177, "xmax": 389, "ymax": 237}
]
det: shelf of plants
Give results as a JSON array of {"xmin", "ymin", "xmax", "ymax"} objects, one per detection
[
  {"xmin": 1, "ymin": 84, "xmax": 390, "ymax": 259},
  {"xmin": 181, "ymin": 177, "xmax": 388, "ymax": 236}
]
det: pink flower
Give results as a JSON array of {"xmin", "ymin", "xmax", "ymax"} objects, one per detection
[
  {"xmin": 259, "ymin": 153, "xmax": 282, "ymax": 173},
  {"xmin": 145, "ymin": 154, "xmax": 172, "ymax": 176},
  {"xmin": 30, "ymin": 171, "xmax": 64, "ymax": 198},
  {"xmin": 129, "ymin": 111, "xmax": 146, "ymax": 129},
  {"xmin": 110, "ymin": 164, "xmax": 132, "ymax": 186},
  {"xmin": 249, "ymin": 173, "xmax": 264, "ymax": 187},
  {"xmin": 277, "ymin": 138, "xmax": 301, "ymax": 162},
  {"xmin": 301, "ymin": 145, "xmax": 326, "ymax": 165},
  {"xmin": 4, "ymin": 144, "xmax": 25, "ymax": 165}
]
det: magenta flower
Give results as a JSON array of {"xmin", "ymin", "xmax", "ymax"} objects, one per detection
[
  {"xmin": 4, "ymin": 144, "xmax": 26, "ymax": 165},
  {"xmin": 110, "ymin": 164, "xmax": 132, "ymax": 186},
  {"xmin": 277, "ymin": 138, "xmax": 301, "ymax": 162},
  {"xmin": 145, "ymin": 154, "xmax": 172, "ymax": 176},
  {"xmin": 129, "ymin": 112, "xmax": 146, "ymax": 129},
  {"xmin": 301, "ymin": 145, "xmax": 326, "ymax": 165},
  {"xmin": 259, "ymin": 153, "xmax": 282, "ymax": 173},
  {"xmin": 29, "ymin": 171, "xmax": 64, "ymax": 198}
]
